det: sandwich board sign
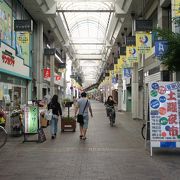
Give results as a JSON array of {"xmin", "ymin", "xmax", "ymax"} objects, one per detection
[{"xmin": 149, "ymin": 82, "xmax": 180, "ymax": 156}]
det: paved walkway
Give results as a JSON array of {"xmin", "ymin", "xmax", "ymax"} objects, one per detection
[{"xmin": 0, "ymin": 100, "xmax": 180, "ymax": 180}]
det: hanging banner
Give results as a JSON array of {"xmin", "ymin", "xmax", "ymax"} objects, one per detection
[
  {"xmin": 155, "ymin": 40, "xmax": 168, "ymax": 58},
  {"xmin": 149, "ymin": 82, "xmax": 180, "ymax": 155},
  {"xmin": 136, "ymin": 32, "xmax": 152, "ymax": 54},
  {"xmin": 114, "ymin": 64, "xmax": 119, "ymax": 74},
  {"xmin": 56, "ymin": 75, "xmax": 61, "ymax": 81},
  {"xmin": 126, "ymin": 46, "xmax": 137, "ymax": 63},
  {"xmin": 126, "ymin": 36, "xmax": 136, "ymax": 46},
  {"xmin": 16, "ymin": 32, "xmax": 30, "ymax": 65},
  {"xmin": 123, "ymin": 68, "xmax": 132, "ymax": 78},
  {"xmin": 120, "ymin": 55, "xmax": 131, "ymax": 68},
  {"xmin": 44, "ymin": 68, "xmax": 50, "ymax": 78},
  {"xmin": 174, "ymin": 0, "xmax": 180, "ymax": 17},
  {"xmin": 24, "ymin": 106, "xmax": 39, "ymax": 134}
]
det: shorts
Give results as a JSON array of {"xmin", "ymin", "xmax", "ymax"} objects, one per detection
[{"xmin": 82, "ymin": 115, "xmax": 89, "ymax": 129}]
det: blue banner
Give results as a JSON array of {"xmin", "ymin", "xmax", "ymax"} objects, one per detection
[
  {"xmin": 155, "ymin": 40, "xmax": 168, "ymax": 58},
  {"xmin": 123, "ymin": 68, "xmax": 132, "ymax": 78}
]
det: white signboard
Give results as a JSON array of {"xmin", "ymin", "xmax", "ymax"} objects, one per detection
[{"xmin": 149, "ymin": 82, "xmax": 180, "ymax": 156}]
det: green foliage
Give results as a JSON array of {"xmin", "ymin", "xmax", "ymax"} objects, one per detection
[{"xmin": 154, "ymin": 18, "xmax": 180, "ymax": 72}]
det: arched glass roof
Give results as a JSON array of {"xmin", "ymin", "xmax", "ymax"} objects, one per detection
[{"xmin": 56, "ymin": 0, "xmax": 115, "ymax": 87}]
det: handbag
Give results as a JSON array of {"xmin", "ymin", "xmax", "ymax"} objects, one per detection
[
  {"xmin": 77, "ymin": 100, "xmax": 88, "ymax": 125},
  {"xmin": 45, "ymin": 109, "xmax": 52, "ymax": 121}
]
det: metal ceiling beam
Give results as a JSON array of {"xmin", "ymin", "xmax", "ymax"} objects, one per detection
[
  {"xmin": 78, "ymin": 59, "xmax": 102, "ymax": 60},
  {"xmin": 72, "ymin": 43, "xmax": 105, "ymax": 45},
  {"xmin": 56, "ymin": 9, "xmax": 114, "ymax": 13},
  {"xmin": 56, "ymin": 0, "xmax": 115, "ymax": 2}
]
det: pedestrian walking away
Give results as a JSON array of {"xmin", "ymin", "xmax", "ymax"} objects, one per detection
[
  {"xmin": 48, "ymin": 95, "xmax": 62, "ymax": 139},
  {"xmin": 75, "ymin": 92, "xmax": 93, "ymax": 140}
]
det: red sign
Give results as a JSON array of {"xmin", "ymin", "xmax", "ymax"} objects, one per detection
[
  {"xmin": 44, "ymin": 68, "xmax": 50, "ymax": 78},
  {"xmin": 2, "ymin": 52, "xmax": 15, "ymax": 66},
  {"xmin": 56, "ymin": 75, "xmax": 61, "ymax": 81}
]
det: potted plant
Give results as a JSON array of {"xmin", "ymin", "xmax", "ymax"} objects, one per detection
[
  {"xmin": 61, "ymin": 116, "xmax": 76, "ymax": 132},
  {"xmin": 63, "ymin": 98, "xmax": 73, "ymax": 107}
]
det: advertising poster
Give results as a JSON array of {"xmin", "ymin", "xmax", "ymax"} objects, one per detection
[
  {"xmin": 126, "ymin": 46, "xmax": 137, "ymax": 63},
  {"xmin": 136, "ymin": 32, "xmax": 152, "ymax": 54},
  {"xmin": 155, "ymin": 40, "xmax": 168, "ymax": 58},
  {"xmin": 149, "ymin": 82, "xmax": 180, "ymax": 148},
  {"xmin": 0, "ymin": 0, "xmax": 12, "ymax": 46},
  {"xmin": 174, "ymin": 0, "xmax": 180, "ymax": 17},
  {"xmin": 24, "ymin": 106, "xmax": 38, "ymax": 134},
  {"xmin": 16, "ymin": 32, "xmax": 30, "ymax": 65},
  {"xmin": 123, "ymin": 68, "xmax": 132, "ymax": 78},
  {"xmin": 120, "ymin": 55, "xmax": 131, "ymax": 68}
]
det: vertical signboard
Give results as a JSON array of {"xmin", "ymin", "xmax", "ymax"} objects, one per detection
[
  {"xmin": 136, "ymin": 32, "xmax": 152, "ymax": 54},
  {"xmin": 126, "ymin": 46, "xmax": 137, "ymax": 63},
  {"xmin": 24, "ymin": 106, "xmax": 39, "ymax": 134},
  {"xmin": 16, "ymin": 32, "xmax": 30, "ymax": 65},
  {"xmin": 149, "ymin": 82, "xmax": 180, "ymax": 156},
  {"xmin": 155, "ymin": 40, "xmax": 168, "ymax": 58},
  {"xmin": 0, "ymin": 0, "xmax": 12, "ymax": 46}
]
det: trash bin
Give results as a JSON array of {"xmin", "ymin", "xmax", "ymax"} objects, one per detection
[{"xmin": 10, "ymin": 110, "xmax": 22, "ymax": 136}]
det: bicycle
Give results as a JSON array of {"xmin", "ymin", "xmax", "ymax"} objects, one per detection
[
  {"xmin": 141, "ymin": 121, "xmax": 150, "ymax": 140},
  {"xmin": 141, "ymin": 123, "xmax": 146, "ymax": 139},
  {"xmin": 0, "ymin": 125, "xmax": 7, "ymax": 148},
  {"xmin": 105, "ymin": 105, "xmax": 115, "ymax": 127}
]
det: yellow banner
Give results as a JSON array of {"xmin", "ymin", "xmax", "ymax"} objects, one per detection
[
  {"xmin": 126, "ymin": 46, "xmax": 137, "ymax": 62},
  {"xmin": 136, "ymin": 32, "xmax": 152, "ymax": 54},
  {"xmin": 114, "ymin": 64, "xmax": 119, "ymax": 74},
  {"xmin": 174, "ymin": 0, "xmax": 180, "ymax": 17},
  {"xmin": 120, "ymin": 55, "xmax": 131, "ymax": 68},
  {"xmin": 17, "ymin": 32, "xmax": 29, "ymax": 44}
]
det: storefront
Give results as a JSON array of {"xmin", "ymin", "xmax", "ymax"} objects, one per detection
[
  {"xmin": 0, "ymin": 41, "xmax": 31, "ymax": 107},
  {"xmin": 0, "ymin": 0, "xmax": 32, "ymax": 108}
]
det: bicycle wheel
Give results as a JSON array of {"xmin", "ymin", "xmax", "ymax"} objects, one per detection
[
  {"xmin": 0, "ymin": 126, "xmax": 7, "ymax": 148},
  {"xmin": 141, "ymin": 123, "xmax": 146, "ymax": 140},
  {"xmin": 109, "ymin": 115, "xmax": 113, "ymax": 127}
]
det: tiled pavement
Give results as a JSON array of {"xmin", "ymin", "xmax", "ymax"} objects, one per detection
[{"xmin": 0, "ymin": 100, "xmax": 180, "ymax": 180}]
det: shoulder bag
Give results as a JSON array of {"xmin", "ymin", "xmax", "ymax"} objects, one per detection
[{"xmin": 77, "ymin": 100, "xmax": 88, "ymax": 125}]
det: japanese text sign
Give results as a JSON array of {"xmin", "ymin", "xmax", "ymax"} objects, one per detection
[
  {"xmin": 44, "ymin": 68, "xmax": 50, "ymax": 78},
  {"xmin": 149, "ymin": 82, "xmax": 180, "ymax": 142},
  {"xmin": 24, "ymin": 106, "xmax": 38, "ymax": 134}
]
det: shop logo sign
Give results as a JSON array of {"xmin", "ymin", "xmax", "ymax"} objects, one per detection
[
  {"xmin": 2, "ymin": 50, "xmax": 15, "ymax": 66},
  {"xmin": 150, "ymin": 99, "xmax": 160, "ymax": 109}
]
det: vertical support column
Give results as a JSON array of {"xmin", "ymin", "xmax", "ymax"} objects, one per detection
[
  {"xmin": 50, "ymin": 42, "xmax": 55, "ymax": 97},
  {"xmin": 132, "ymin": 62, "xmax": 139, "ymax": 119},
  {"xmin": 131, "ymin": 13, "xmax": 139, "ymax": 119},
  {"xmin": 36, "ymin": 22, "xmax": 43, "ymax": 100},
  {"xmin": 118, "ymin": 74, "xmax": 123, "ymax": 111},
  {"xmin": 171, "ymin": 0, "xmax": 179, "ymax": 81}
]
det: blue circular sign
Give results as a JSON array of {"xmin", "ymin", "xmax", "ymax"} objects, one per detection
[
  {"xmin": 150, "ymin": 99, "xmax": 160, "ymax": 109},
  {"xmin": 151, "ymin": 83, "xmax": 159, "ymax": 90},
  {"xmin": 159, "ymin": 96, "xmax": 166, "ymax": 103}
]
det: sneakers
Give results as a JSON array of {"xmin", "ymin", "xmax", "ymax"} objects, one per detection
[
  {"xmin": 51, "ymin": 135, "xmax": 55, "ymax": 139},
  {"xmin": 82, "ymin": 137, "xmax": 87, "ymax": 140}
]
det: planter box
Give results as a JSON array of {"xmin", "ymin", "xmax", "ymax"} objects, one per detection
[{"xmin": 61, "ymin": 118, "xmax": 76, "ymax": 132}]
